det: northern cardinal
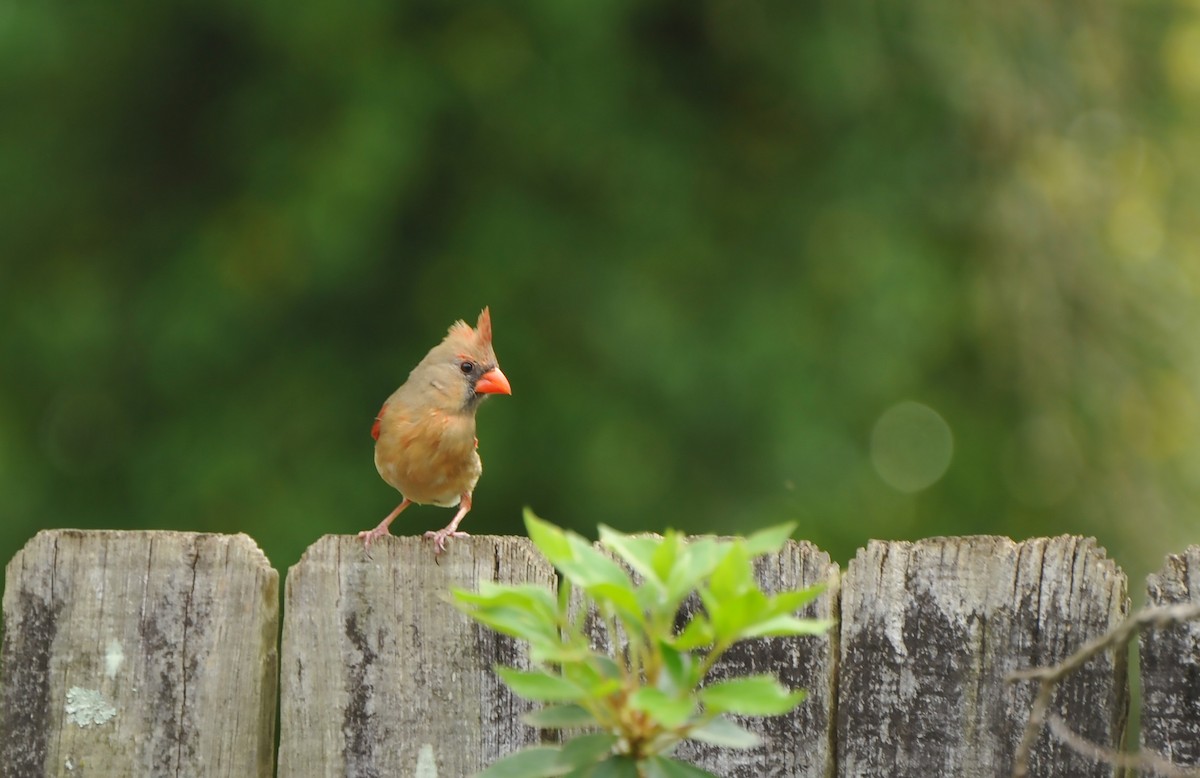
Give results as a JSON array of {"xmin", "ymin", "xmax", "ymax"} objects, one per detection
[{"xmin": 358, "ymin": 307, "xmax": 512, "ymax": 555}]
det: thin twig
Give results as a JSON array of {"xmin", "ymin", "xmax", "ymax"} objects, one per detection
[
  {"xmin": 1007, "ymin": 603, "xmax": 1200, "ymax": 778},
  {"xmin": 1046, "ymin": 714, "xmax": 1200, "ymax": 778}
]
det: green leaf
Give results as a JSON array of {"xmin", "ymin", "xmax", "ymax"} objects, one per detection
[
  {"xmin": 459, "ymin": 604, "xmax": 560, "ymax": 644},
  {"xmin": 586, "ymin": 581, "xmax": 645, "ymax": 627},
  {"xmin": 562, "ymin": 660, "xmax": 623, "ymax": 698},
  {"xmin": 528, "ymin": 641, "xmax": 597, "ymax": 665},
  {"xmin": 658, "ymin": 640, "xmax": 698, "ymax": 694},
  {"xmin": 635, "ymin": 582, "xmax": 668, "ymax": 616},
  {"xmin": 476, "ymin": 746, "xmax": 567, "ymax": 778},
  {"xmin": 700, "ymin": 675, "xmax": 806, "ymax": 716},
  {"xmin": 766, "ymin": 583, "xmax": 827, "ymax": 616},
  {"xmin": 629, "ymin": 687, "xmax": 695, "ymax": 728},
  {"xmin": 558, "ymin": 575, "xmax": 575, "ymax": 624},
  {"xmin": 672, "ymin": 616, "xmax": 714, "ymax": 651},
  {"xmin": 523, "ymin": 704, "xmax": 600, "ymax": 729},
  {"xmin": 707, "ymin": 589, "xmax": 769, "ymax": 643},
  {"xmin": 563, "ymin": 755, "xmax": 641, "ymax": 778},
  {"xmin": 454, "ymin": 581, "xmax": 558, "ymax": 613},
  {"xmin": 598, "ymin": 525, "xmax": 663, "ymax": 587},
  {"xmin": 590, "ymin": 654, "xmax": 624, "ymax": 680},
  {"xmin": 558, "ymin": 733, "xmax": 618, "ymax": 768},
  {"xmin": 642, "ymin": 755, "xmax": 722, "ymax": 778},
  {"xmin": 495, "ymin": 667, "xmax": 584, "ymax": 702},
  {"xmin": 707, "ymin": 542, "xmax": 753, "ymax": 601},
  {"xmin": 667, "ymin": 539, "xmax": 723, "ymax": 602},
  {"xmin": 686, "ymin": 715, "xmax": 762, "ymax": 749},
  {"xmin": 742, "ymin": 522, "xmax": 797, "ymax": 556},
  {"xmin": 525, "ymin": 509, "xmax": 580, "ymax": 568},
  {"xmin": 559, "ymin": 539, "xmax": 635, "ymax": 594},
  {"xmin": 650, "ymin": 530, "xmax": 684, "ymax": 583},
  {"xmin": 742, "ymin": 615, "xmax": 833, "ymax": 639}
]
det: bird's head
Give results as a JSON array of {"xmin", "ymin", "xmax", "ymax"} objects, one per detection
[{"xmin": 419, "ymin": 307, "xmax": 512, "ymax": 412}]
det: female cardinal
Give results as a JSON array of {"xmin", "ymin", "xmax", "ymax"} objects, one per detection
[{"xmin": 358, "ymin": 307, "xmax": 511, "ymax": 555}]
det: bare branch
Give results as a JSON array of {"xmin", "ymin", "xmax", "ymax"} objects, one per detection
[
  {"xmin": 1046, "ymin": 714, "xmax": 1200, "ymax": 778},
  {"xmin": 1007, "ymin": 603, "xmax": 1200, "ymax": 778}
]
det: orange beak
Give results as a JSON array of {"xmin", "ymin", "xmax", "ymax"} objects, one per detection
[{"xmin": 475, "ymin": 367, "xmax": 512, "ymax": 396}]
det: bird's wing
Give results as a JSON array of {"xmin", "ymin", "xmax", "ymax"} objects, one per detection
[{"xmin": 371, "ymin": 403, "xmax": 388, "ymax": 441}]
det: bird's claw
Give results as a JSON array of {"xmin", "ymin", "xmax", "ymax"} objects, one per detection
[
  {"xmin": 424, "ymin": 529, "xmax": 470, "ymax": 556},
  {"xmin": 357, "ymin": 527, "xmax": 390, "ymax": 553}
]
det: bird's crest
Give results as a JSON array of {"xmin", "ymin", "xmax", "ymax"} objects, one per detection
[{"xmin": 447, "ymin": 307, "xmax": 494, "ymax": 349}]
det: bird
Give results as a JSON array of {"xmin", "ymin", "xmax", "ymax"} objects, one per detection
[{"xmin": 358, "ymin": 307, "xmax": 512, "ymax": 555}]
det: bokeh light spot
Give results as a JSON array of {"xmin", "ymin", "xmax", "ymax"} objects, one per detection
[{"xmin": 870, "ymin": 402, "xmax": 954, "ymax": 493}]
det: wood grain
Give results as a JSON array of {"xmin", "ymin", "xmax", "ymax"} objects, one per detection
[
  {"xmin": 0, "ymin": 530, "xmax": 279, "ymax": 778},
  {"xmin": 837, "ymin": 535, "xmax": 1128, "ymax": 778},
  {"xmin": 276, "ymin": 534, "xmax": 555, "ymax": 777},
  {"xmin": 1140, "ymin": 545, "xmax": 1200, "ymax": 768}
]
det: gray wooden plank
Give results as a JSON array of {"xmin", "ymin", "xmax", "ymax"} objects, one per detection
[
  {"xmin": 277, "ymin": 534, "xmax": 554, "ymax": 777},
  {"xmin": 0, "ymin": 530, "xmax": 279, "ymax": 778},
  {"xmin": 1140, "ymin": 545, "xmax": 1200, "ymax": 769},
  {"xmin": 837, "ymin": 535, "xmax": 1128, "ymax": 778}
]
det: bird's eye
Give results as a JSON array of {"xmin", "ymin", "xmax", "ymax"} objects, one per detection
[{"xmin": 460, "ymin": 361, "xmax": 475, "ymax": 374}]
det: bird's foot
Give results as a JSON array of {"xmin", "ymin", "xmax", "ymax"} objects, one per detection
[
  {"xmin": 357, "ymin": 524, "xmax": 392, "ymax": 551},
  {"xmin": 424, "ymin": 528, "xmax": 470, "ymax": 556}
]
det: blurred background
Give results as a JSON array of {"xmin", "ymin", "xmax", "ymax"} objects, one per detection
[{"xmin": 2, "ymin": 1, "xmax": 1198, "ymax": 608}]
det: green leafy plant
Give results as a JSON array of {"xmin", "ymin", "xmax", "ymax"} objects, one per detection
[{"xmin": 452, "ymin": 509, "xmax": 833, "ymax": 777}]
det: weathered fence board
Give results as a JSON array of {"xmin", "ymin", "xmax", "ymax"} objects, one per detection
[
  {"xmin": 1140, "ymin": 545, "xmax": 1200, "ymax": 768},
  {"xmin": 837, "ymin": 535, "xmax": 1128, "ymax": 778},
  {"xmin": 10, "ymin": 530, "xmax": 1193, "ymax": 776},
  {"xmin": 674, "ymin": 540, "xmax": 840, "ymax": 778},
  {"xmin": 0, "ymin": 530, "xmax": 279, "ymax": 778},
  {"xmin": 276, "ymin": 534, "xmax": 555, "ymax": 778}
]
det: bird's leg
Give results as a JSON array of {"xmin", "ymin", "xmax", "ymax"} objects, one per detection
[
  {"xmin": 358, "ymin": 498, "xmax": 412, "ymax": 549},
  {"xmin": 425, "ymin": 492, "xmax": 472, "ymax": 556}
]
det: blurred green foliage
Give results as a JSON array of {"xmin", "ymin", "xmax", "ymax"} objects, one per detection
[{"xmin": 2, "ymin": 0, "xmax": 1198, "ymax": 602}]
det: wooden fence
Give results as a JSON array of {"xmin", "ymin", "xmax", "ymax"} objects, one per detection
[{"xmin": 1, "ymin": 530, "xmax": 1197, "ymax": 777}]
